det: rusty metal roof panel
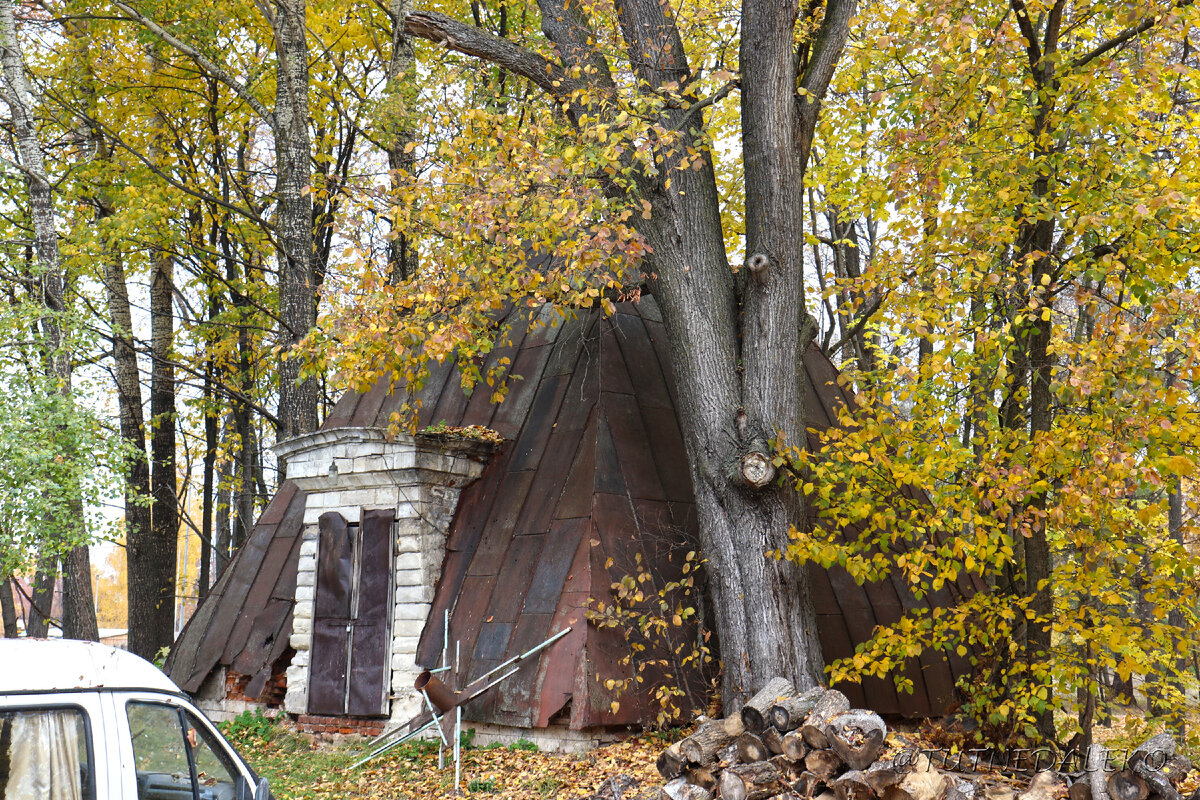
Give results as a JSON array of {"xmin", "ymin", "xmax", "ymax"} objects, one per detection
[{"xmin": 174, "ymin": 295, "xmax": 976, "ymax": 726}]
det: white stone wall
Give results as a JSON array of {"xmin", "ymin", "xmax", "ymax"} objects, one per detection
[{"xmin": 274, "ymin": 427, "xmax": 491, "ymax": 721}]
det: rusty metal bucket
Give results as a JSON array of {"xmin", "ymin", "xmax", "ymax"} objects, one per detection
[{"xmin": 414, "ymin": 670, "xmax": 460, "ymax": 713}]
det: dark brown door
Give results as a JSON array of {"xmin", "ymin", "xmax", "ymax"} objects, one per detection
[{"xmin": 309, "ymin": 509, "xmax": 393, "ymax": 716}]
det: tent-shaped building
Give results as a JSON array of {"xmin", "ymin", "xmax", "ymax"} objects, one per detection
[{"xmin": 165, "ymin": 298, "xmax": 971, "ymax": 748}]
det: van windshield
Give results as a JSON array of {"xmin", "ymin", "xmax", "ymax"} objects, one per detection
[{"xmin": 0, "ymin": 707, "xmax": 92, "ymax": 800}]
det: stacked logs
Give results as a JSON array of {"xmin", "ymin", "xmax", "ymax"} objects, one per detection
[
  {"xmin": 655, "ymin": 679, "xmax": 1196, "ymax": 800},
  {"xmin": 657, "ymin": 679, "xmax": 891, "ymax": 800}
]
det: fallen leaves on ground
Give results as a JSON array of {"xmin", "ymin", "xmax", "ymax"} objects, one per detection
[{"xmin": 239, "ymin": 725, "xmax": 669, "ymax": 799}]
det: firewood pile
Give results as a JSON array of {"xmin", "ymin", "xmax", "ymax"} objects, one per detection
[{"xmin": 650, "ymin": 678, "xmax": 1197, "ymax": 800}]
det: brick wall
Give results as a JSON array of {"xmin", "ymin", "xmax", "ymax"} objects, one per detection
[{"xmin": 296, "ymin": 714, "xmax": 387, "ymax": 737}]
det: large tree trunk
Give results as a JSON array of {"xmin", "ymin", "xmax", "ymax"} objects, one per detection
[
  {"xmin": 404, "ymin": 0, "xmax": 856, "ymax": 708},
  {"xmin": 215, "ymin": 414, "xmax": 234, "ymax": 576},
  {"xmin": 1, "ymin": 0, "xmax": 96, "ymax": 641},
  {"xmin": 101, "ymin": 245, "xmax": 155, "ymax": 648},
  {"xmin": 62, "ymin": 540, "xmax": 98, "ymax": 640},
  {"xmin": 138, "ymin": 245, "xmax": 179, "ymax": 655},
  {"xmin": 274, "ymin": 0, "xmax": 319, "ymax": 447}
]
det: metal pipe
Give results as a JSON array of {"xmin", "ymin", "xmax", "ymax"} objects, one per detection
[{"xmin": 415, "ymin": 671, "xmax": 460, "ymax": 713}]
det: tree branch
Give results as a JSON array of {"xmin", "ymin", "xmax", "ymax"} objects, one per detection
[
  {"xmin": 798, "ymin": 0, "xmax": 858, "ymax": 100},
  {"xmin": 110, "ymin": 1, "xmax": 276, "ymax": 126},
  {"xmin": 1009, "ymin": 0, "xmax": 1043, "ymax": 71},
  {"xmin": 1070, "ymin": 0, "xmax": 1194, "ymax": 69},
  {"xmin": 535, "ymin": 0, "xmax": 614, "ymax": 90},
  {"xmin": 404, "ymin": 10, "xmax": 582, "ymax": 103},
  {"xmin": 827, "ymin": 294, "xmax": 883, "ymax": 356}
]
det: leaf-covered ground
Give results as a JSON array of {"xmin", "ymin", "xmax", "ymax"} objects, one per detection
[{"xmin": 232, "ymin": 722, "xmax": 667, "ymax": 800}]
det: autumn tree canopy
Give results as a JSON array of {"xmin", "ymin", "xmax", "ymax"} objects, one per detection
[{"xmin": 0, "ymin": 0, "xmax": 1195, "ymax": 745}]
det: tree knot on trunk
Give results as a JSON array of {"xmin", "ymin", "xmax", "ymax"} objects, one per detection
[
  {"xmin": 740, "ymin": 451, "xmax": 776, "ymax": 488},
  {"xmin": 745, "ymin": 253, "xmax": 770, "ymax": 284}
]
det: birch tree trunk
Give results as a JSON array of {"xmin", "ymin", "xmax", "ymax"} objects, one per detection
[{"xmin": 0, "ymin": 0, "xmax": 97, "ymax": 641}]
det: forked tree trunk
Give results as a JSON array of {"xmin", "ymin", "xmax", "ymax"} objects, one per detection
[
  {"xmin": 24, "ymin": 558, "xmax": 56, "ymax": 637},
  {"xmin": 404, "ymin": 0, "xmax": 857, "ymax": 707}
]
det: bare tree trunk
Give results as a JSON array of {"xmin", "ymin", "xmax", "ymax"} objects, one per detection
[
  {"xmin": 141, "ymin": 245, "xmax": 179, "ymax": 653},
  {"xmin": 62, "ymin": 538, "xmax": 98, "ymax": 640},
  {"xmin": 274, "ymin": 0, "xmax": 319, "ymax": 447},
  {"xmin": 215, "ymin": 414, "xmax": 234, "ymax": 577},
  {"xmin": 24, "ymin": 558, "xmax": 55, "ymax": 637},
  {"xmin": 200, "ymin": 350, "xmax": 216, "ymax": 598},
  {"xmin": 0, "ymin": 574, "xmax": 17, "ymax": 637},
  {"xmin": 385, "ymin": 0, "xmax": 417, "ymax": 283},
  {"xmin": 0, "ymin": 0, "xmax": 96, "ymax": 641},
  {"xmin": 233, "ymin": 383, "xmax": 254, "ymax": 552},
  {"xmin": 101, "ymin": 243, "xmax": 155, "ymax": 649}
]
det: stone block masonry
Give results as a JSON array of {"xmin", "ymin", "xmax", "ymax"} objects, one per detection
[{"xmin": 274, "ymin": 427, "xmax": 493, "ymax": 723}]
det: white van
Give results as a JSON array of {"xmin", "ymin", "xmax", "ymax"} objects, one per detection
[{"xmin": 0, "ymin": 639, "xmax": 271, "ymax": 800}]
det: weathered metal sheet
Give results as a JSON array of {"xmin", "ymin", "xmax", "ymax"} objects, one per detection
[
  {"xmin": 522, "ymin": 519, "xmax": 586, "ymax": 615},
  {"xmin": 613, "ymin": 312, "xmax": 673, "ymax": 410},
  {"xmin": 358, "ymin": 510, "xmax": 393, "ymax": 625},
  {"xmin": 592, "ymin": 417, "xmax": 627, "ymax": 496},
  {"xmin": 315, "ymin": 513, "xmax": 353, "ymax": 620},
  {"xmin": 348, "ymin": 618, "xmax": 388, "ymax": 716},
  {"xmin": 309, "ymin": 618, "xmax": 350, "ymax": 715},
  {"xmin": 598, "ymin": 323, "xmax": 636, "ymax": 396}
]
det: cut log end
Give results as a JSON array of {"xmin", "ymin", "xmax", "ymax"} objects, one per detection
[
  {"xmin": 806, "ymin": 748, "xmax": 845, "ymax": 781},
  {"xmin": 826, "ymin": 710, "xmax": 887, "ymax": 771},
  {"xmin": 1068, "ymin": 782, "xmax": 1094, "ymax": 800},
  {"xmin": 802, "ymin": 690, "xmax": 851, "ymax": 750},
  {"xmin": 783, "ymin": 731, "xmax": 810, "ymax": 761},
  {"xmin": 741, "ymin": 677, "xmax": 797, "ymax": 734},
  {"xmin": 719, "ymin": 761, "xmax": 784, "ymax": 800},
  {"xmin": 1105, "ymin": 771, "xmax": 1149, "ymax": 800},
  {"xmin": 657, "ymin": 744, "xmax": 688, "ymax": 780},
  {"xmin": 834, "ymin": 770, "xmax": 879, "ymax": 800},
  {"xmin": 738, "ymin": 731, "xmax": 772, "ymax": 764}
]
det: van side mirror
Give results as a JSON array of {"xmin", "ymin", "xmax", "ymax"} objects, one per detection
[{"xmin": 255, "ymin": 778, "xmax": 272, "ymax": 800}]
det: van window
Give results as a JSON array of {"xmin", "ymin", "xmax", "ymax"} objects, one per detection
[
  {"xmin": 126, "ymin": 703, "xmax": 239, "ymax": 800},
  {"xmin": 0, "ymin": 706, "xmax": 93, "ymax": 800}
]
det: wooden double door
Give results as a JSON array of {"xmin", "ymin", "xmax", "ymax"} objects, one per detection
[{"xmin": 308, "ymin": 509, "xmax": 393, "ymax": 716}]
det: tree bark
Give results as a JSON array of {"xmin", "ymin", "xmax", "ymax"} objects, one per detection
[
  {"xmin": 137, "ymin": 244, "xmax": 179, "ymax": 655},
  {"xmin": 0, "ymin": 575, "xmax": 16, "ymax": 637},
  {"xmin": 404, "ymin": 0, "xmax": 857, "ymax": 706},
  {"xmin": 274, "ymin": 0, "xmax": 319, "ymax": 447},
  {"xmin": 385, "ymin": 0, "xmax": 417, "ymax": 283},
  {"xmin": 62, "ymin": 541, "xmax": 98, "ymax": 641}
]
